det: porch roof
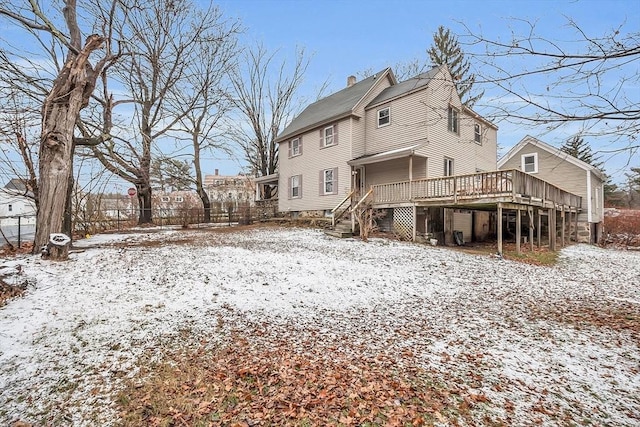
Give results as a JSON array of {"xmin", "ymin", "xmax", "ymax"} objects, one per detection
[
  {"xmin": 254, "ymin": 173, "xmax": 279, "ymax": 185},
  {"xmin": 347, "ymin": 144, "xmax": 426, "ymax": 166}
]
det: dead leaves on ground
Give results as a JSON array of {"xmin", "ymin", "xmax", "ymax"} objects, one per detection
[{"xmin": 117, "ymin": 332, "xmax": 493, "ymax": 427}]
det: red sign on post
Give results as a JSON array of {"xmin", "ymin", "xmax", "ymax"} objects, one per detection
[{"xmin": 127, "ymin": 187, "xmax": 136, "ymax": 197}]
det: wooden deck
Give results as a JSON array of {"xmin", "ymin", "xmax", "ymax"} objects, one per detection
[{"xmin": 370, "ymin": 169, "xmax": 582, "ymax": 211}]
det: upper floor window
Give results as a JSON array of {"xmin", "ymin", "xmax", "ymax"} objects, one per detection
[
  {"xmin": 290, "ymin": 175, "xmax": 302, "ymax": 199},
  {"xmin": 289, "ymin": 137, "xmax": 302, "ymax": 157},
  {"xmin": 323, "ymin": 126, "xmax": 334, "ymax": 147},
  {"xmin": 175, "ymin": 196, "xmax": 184, "ymax": 203},
  {"xmin": 447, "ymin": 106, "xmax": 459, "ymax": 134},
  {"xmin": 474, "ymin": 123, "xmax": 482, "ymax": 144},
  {"xmin": 444, "ymin": 157, "xmax": 454, "ymax": 176},
  {"xmin": 161, "ymin": 196, "xmax": 170, "ymax": 202},
  {"xmin": 8, "ymin": 204, "xmax": 12, "ymax": 212},
  {"xmin": 521, "ymin": 153, "xmax": 538, "ymax": 173},
  {"xmin": 321, "ymin": 168, "xmax": 338, "ymax": 195},
  {"xmin": 377, "ymin": 107, "xmax": 390, "ymax": 127}
]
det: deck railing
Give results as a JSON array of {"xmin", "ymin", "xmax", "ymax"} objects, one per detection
[{"xmin": 371, "ymin": 169, "xmax": 581, "ymax": 208}]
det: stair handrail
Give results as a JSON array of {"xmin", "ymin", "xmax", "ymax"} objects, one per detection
[
  {"xmin": 331, "ymin": 190, "xmax": 355, "ymax": 227},
  {"xmin": 352, "ymin": 187, "xmax": 373, "ymax": 211}
]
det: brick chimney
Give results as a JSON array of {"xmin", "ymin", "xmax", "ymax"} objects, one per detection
[{"xmin": 347, "ymin": 75, "xmax": 356, "ymax": 87}]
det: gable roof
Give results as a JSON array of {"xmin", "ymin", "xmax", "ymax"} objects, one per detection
[
  {"xmin": 498, "ymin": 135, "xmax": 605, "ymax": 180},
  {"xmin": 275, "ymin": 68, "xmax": 392, "ymax": 143},
  {"xmin": 4, "ymin": 178, "xmax": 29, "ymax": 192},
  {"xmin": 366, "ymin": 65, "xmax": 442, "ymax": 108}
]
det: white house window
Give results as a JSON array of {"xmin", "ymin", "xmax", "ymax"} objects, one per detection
[
  {"xmin": 447, "ymin": 106, "xmax": 459, "ymax": 134},
  {"xmin": 323, "ymin": 126, "xmax": 334, "ymax": 147},
  {"xmin": 161, "ymin": 196, "xmax": 170, "ymax": 202},
  {"xmin": 322, "ymin": 168, "xmax": 337, "ymax": 195},
  {"xmin": 289, "ymin": 137, "xmax": 301, "ymax": 157},
  {"xmin": 444, "ymin": 157, "xmax": 454, "ymax": 176},
  {"xmin": 377, "ymin": 107, "xmax": 390, "ymax": 127},
  {"xmin": 290, "ymin": 175, "xmax": 301, "ymax": 198},
  {"xmin": 175, "ymin": 196, "xmax": 184, "ymax": 202},
  {"xmin": 521, "ymin": 153, "xmax": 538, "ymax": 173},
  {"xmin": 474, "ymin": 123, "xmax": 481, "ymax": 144},
  {"xmin": 8, "ymin": 204, "xmax": 12, "ymax": 212}
]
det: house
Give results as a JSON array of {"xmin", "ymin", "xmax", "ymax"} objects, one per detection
[
  {"xmin": 0, "ymin": 179, "xmax": 36, "ymax": 219},
  {"xmin": 276, "ymin": 65, "xmax": 499, "ymax": 242},
  {"xmin": 0, "ymin": 179, "xmax": 36, "ymax": 243},
  {"xmin": 498, "ymin": 135, "xmax": 605, "ymax": 243},
  {"xmin": 275, "ymin": 66, "xmax": 583, "ymax": 251},
  {"xmin": 204, "ymin": 169, "xmax": 255, "ymax": 212}
]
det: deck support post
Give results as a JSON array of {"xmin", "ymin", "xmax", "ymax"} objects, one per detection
[
  {"xmin": 537, "ymin": 209, "xmax": 542, "ymax": 249},
  {"xmin": 573, "ymin": 210, "xmax": 578, "ymax": 242},
  {"xmin": 528, "ymin": 207, "xmax": 534, "ymax": 252},
  {"xmin": 497, "ymin": 203, "xmax": 503, "ymax": 256},
  {"xmin": 561, "ymin": 208, "xmax": 566, "ymax": 247},
  {"xmin": 550, "ymin": 207, "xmax": 558, "ymax": 251},
  {"xmin": 516, "ymin": 208, "xmax": 522, "ymax": 255},
  {"xmin": 412, "ymin": 204, "xmax": 417, "ymax": 242}
]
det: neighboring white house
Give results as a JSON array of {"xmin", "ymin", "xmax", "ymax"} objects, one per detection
[
  {"xmin": 498, "ymin": 135, "xmax": 605, "ymax": 243},
  {"xmin": 0, "ymin": 179, "xmax": 37, "ymax": 243}
]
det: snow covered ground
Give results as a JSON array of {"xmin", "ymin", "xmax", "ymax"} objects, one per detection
[{"xmin": 0, "ymin": 226, "xmax": 638, "ymax": 426}]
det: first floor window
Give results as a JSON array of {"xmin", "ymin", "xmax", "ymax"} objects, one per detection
[
  {"xmin": 474, "ymin": 123, "xmax": 481, "ymax": 143},
  {"xmin": 378, "ymin": 107, "xmax": 390, "ymax": 127},
  {"xmin": 290, "ymin": 175, "xmax": 301, "ymax": 198},
  {"xmin": 522, "ymin": 153, "xmax": 538, "ymax": 173},
  {"xmin": 323, "ymin": 168, "xmax": 335, "ymax": 194},
  {"xmin": 447, "ymin": 106, "xmax": 459, "ymax": 134},
  {"xmin": 444, "ymin": 157, "xmax": 454, "ymax": 176}
]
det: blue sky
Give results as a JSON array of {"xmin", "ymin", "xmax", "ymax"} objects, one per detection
[{"xmin": 213, "ymin": 0, "xmax": 639, "ymax": 183}]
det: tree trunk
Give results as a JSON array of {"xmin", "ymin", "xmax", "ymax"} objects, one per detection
[
  {"xmin": 34, "ymin": 34, "xmax": 104, "ymax": 259},
  {"xmin": 198, "ymin": 188, "xmax": 211, "ymax": 223},
  {"xmin": 136, "ymin": 183, "xmax": 153, "ymax": 224}
]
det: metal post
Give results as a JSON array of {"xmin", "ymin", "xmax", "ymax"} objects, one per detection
[{"xmin": 17, "ymin": 216, "xmax": 21, "ymax": 249}]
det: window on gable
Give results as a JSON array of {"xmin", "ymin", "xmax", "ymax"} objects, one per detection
[
  {"xmin": 161, "ymin": 196, "xmax": 170, "ymax": 202},
  {"xmin": 290, "ymin": 175, "xmax": 301, "ymax": 198},
  {"xmin": 447, "ymin": 106, "xmax": 459, "ymax": 134},
  {"xmin": 175, "ymin": 196, "xmax": 184, "ymax": 203},
  {"xmin": 289, "ymin": 137, "xmax": 302, "ymax": 157},
  {"xmin": 474, "ymin": 123, "xmax": 482, "ymax": 144},
  {"xmin": 321, "ymin": 168, "xmax": 337, "ymax": 195},
  {"xmin": 8, "ymin": 204, "xmax": 12, "ymax": 212},
  {"xmin": 378, "ymin": 107, "xmax": 390, "ymax": 127},
  {"xmin": 444, "ymin": 157, "xmax": 454, "ymax": 177},
  {"xmin": 521, "ymin": 153, "xmax": 538, "ymax": 173}
]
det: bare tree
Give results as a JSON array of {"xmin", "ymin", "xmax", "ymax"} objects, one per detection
[
  {"xmin": 170, "ymin": 30, "xmax": 239, "ymax": 223},
  {"xmin": 461, "ymin": 18, "xmax": 640, "ymax": 150},
  {"xmin": 228, "ymin": 45, "xmax": 309, "ymax": 199},
  {"xmin": 0, "ymin": 0, "xmax": 118, "ymax": 259},
  {"xmin": 88, "ymin": 0, "xmax": 237, "ymax": 224}
]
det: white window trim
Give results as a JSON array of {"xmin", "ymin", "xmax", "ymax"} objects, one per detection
[
  {"xmin": 323, "ymin": 168, "xmax": 335, "ymax": 195},
  {"xmin": 175, "ymin": 196, "xmax": 184, "ymax": 202},
  {"xmin": 323, "ymin": 126, "xmax": 334, "ymax": 147},
  {"xmin": 521, "ymin": 152, "xmax": 538, "ymax": 174},
  {"xmin": 377, "ymin": 107, "xmax": 390, "ymax": 128},
  {"xmin": 474, "ymin": 123, "xmax": 482, "ymax": 144},
  {"xmin": 161, "ymin": 196, "xmax": 170, "ymax": 202},
  {"xmin": 444, "ymin": 157, "xmax": 454, "ymax": 176},
  {"xmin": 290, "ymin": 175, "xmax": 301, "ymax": 199},
  {"xmin": 448, "ymin": 106, "xmax": 459, "ymax": 134},
  {"xmin": 290, "ymin": 138, "xmax": 301, "ymax": 157}
]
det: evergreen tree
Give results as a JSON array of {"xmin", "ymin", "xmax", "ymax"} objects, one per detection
[
  {"xmin": 428, "ymin": 26, "xmax": 483, "ymax": 107},
  {"xmin": 560, "ymin": 135, "xmax": 603, "ymax": 169}
]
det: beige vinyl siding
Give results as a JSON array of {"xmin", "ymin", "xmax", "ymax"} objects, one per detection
[
  {"xmin": 364, "ymin": 157, "xmax": 428, "ymax": 187},
  {"xmin": 363, "ymin": 68, "xmax": 497, "ymax": 180},
  {"xmin": 499, "ymin": 142, "xmax": 593, "ymax": 221},
  {"xmin": 278, "ymin": 117, "xmax": 353, "ymax": 213},
  {"xmin": 351, "ymin": 74, "xmax": 394, "ymax": 160}
]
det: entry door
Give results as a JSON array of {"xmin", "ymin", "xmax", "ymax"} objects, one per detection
[{"xmin": 354, "ymin": 167, "xmax": 365, "ymax": 196}]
